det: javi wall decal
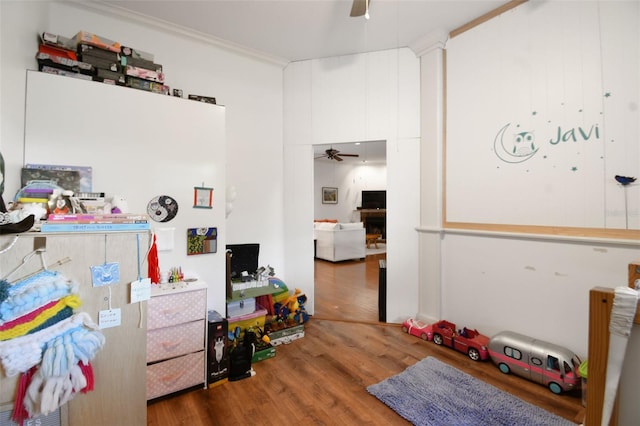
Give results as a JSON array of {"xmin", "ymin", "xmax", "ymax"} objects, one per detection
[{"xmin": 493, "ymin": 99, "xmax": 605, "ymax": 166}]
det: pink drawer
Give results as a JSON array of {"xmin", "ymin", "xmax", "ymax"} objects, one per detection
[
  {"xmin": 147, "ymin": 320, "xmax": 205, "ymax": 363},
  {"xmin": 148, "ymin": 289, "xmax": 205, "ymax": 330},
  {"xmin": 146, "ymin": 351, "xmax": 205, "ymax": 400}
]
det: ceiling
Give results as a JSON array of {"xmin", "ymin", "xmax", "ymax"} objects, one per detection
[
  {"xmin": 94, "ymin": 0, "xmax": 509, "ymax": 163},
  {"xmin": 98, "ymin": 0, "xmax": 508, "ymax": 64}
]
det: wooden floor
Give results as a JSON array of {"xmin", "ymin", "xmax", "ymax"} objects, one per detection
[{"xmin": 147, "ymin": 254, "xmax": 585, "ymax": 425}]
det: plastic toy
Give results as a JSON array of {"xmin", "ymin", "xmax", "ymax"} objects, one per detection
[
  {"xmin": 488, "ymin": 330, "xmax": 582, "ymax": 394},
  {"xmin": 293, "ymin": 293, "xmax": 309, "ymax": 324},
  {"xmin": 109, "ymin": 194, "xmax": 129, "ymax": 214},
  {"xmin": 401, "ymin": 318, "xmax": 432, "ymax": 340},
  {"xmin": 273, "ymin": 288, "xmax": 309, "ymax": 325},
  {"xmin": 402, "ymin": 318, "xmax": 489, "ymax": 361},
  {"xmin": 429, "ymin": 320, "xmax": 490, "ymax": 361}
]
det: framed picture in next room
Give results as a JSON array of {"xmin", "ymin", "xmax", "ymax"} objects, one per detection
[{"xmin": 322, "ymin": 187, "xmax": 338, "ymax": 204}]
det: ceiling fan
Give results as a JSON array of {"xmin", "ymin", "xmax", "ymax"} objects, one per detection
[
  {"xmin": 315, "ymin": 148, "xmax": 360, "ymax": 162},
  {"xmin": 350, "ymin": 0, "xmax": 371, "ymax": 18}
]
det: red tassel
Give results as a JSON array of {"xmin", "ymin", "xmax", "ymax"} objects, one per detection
[
  {"xmin": 79, "ymin": 361, "xmax": 94, "ymax": 393},
  {"xmin": 147, "ymin": 233, "xmax": 160, "ymax": 284},
  {"xmin": 12, "ymin": 366, "xmax": 37, "ymax": 426}
]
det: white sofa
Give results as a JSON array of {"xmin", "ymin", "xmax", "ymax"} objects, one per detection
[{"xmin": 314, "ymin": 222, "xmax": 366, "ymax": 262}]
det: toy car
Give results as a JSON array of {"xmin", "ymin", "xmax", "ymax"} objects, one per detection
[
  {"xmin": 401, "ymin": 318, "xmax": 433, "ymax": 341},
  {"xmin": 488, "ymin": 330, "xmax": 582, "ymax": 394},
  {"xmin": 406, "ymin": 319, "xmax": 490, "ymax": 361}
]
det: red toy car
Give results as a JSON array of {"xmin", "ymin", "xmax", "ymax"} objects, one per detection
[
  {"xmin": 402, "ymin": 319, "xmax": 490, "ymax": 361},
  {"xmin": 401, "ymin": 318, "xmax": 433, "ymax": 341}
]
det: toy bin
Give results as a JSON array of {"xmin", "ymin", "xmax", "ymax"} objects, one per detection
[
  {"xmin": 228, "ymin": 305, "xmax": 267, "ymax": 339},
  {"xmin": 226, "ymin": 297, "xmax": 256, "ymax": 317}
]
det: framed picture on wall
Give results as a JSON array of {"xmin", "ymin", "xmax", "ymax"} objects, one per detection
[
  {"xmin": 193, "ymin": 186, "xmax": 213, "ymax": 209},
  {"xmin": 322, "ymin": 187, "xmax": 338, "ymax": 204}
]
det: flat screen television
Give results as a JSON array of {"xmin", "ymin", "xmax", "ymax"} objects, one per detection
[
  {"xmin": 361, "ymin": 190, "xmax": 386, "ymax": 209},
  {"xmin": 226, "ymin": 243, "xmax": 259, "ymax": 281}
]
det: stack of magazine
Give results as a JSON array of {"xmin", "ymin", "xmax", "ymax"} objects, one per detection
[{"xmin": 40, "ymin": 213, "xmax": 150, "ymax": 233}]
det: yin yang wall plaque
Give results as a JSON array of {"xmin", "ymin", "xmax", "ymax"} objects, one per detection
[{"xmin": 147, "ymin": 195, "xmax": 179, "ymax": 222}]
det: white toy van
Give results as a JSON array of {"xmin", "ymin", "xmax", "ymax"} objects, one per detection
[{"xmin": 488, "ymin": 330, "xmax": 582, "ymax": 394}]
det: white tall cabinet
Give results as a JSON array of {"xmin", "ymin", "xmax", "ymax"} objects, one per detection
[{"xmin": 0, "ymin": 69, "xmax": 227, "ymax": 424}]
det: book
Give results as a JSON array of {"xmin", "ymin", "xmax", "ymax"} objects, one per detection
[
  {"xmin": 40, "ymin": 222, "xmax": 150, "ymax": 233},
  {"xmin": 46, "ymin": 220, "xmax": 148, "ymax": 225},
  {"xmin": 47, "ymin": 213, "xmax": 149, "ymax": 222},
  {"xmin": 18, "ymin": 197, "xmax": 50, "ymax": 204}
]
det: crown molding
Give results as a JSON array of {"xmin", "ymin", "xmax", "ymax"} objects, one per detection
[
  {"xmin": 408, "ymin": 30, "xmax": 449, "ymax": 57},
  {"xmin": 65, "ymin": 0, "xmax": 290, "ymax": 67}
]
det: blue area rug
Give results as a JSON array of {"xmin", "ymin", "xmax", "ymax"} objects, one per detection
[{"xmin": 367, "ymin": 357, "xmax": 575, "ymax": 426}]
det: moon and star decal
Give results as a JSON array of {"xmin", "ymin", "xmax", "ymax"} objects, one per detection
[{"xmin": 493, "ymin": 123, "xmax": 540, "ymax": 164}]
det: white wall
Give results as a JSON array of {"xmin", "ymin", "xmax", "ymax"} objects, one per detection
[
  {"xmin": 284, "ymin": 48, "xmax": 421, "ymax": 320},
  {"xmin": 0, "ymin": 2, "xmax": 285, "ymax": 308},
  {"xmin": 314, "ymin": 160, "xmax": 387, "ymax": 223},
  {"xmin": 417, "ymin": 2, "xmax": 640, "ymax": 424},
  {"xmin": 446, "ymin": 1, "xmax": 639, "ymax": 230}
]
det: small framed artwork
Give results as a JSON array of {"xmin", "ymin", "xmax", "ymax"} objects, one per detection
[
  {"xmin": 187, "ymin": 227, "xmax": 218, "ymax": 255},
  {"xmin": 322, "ymin": 187, "xmax": 338, "ymax": 204},
  {"xmin": 194, "ymin": 186, "xmax": 213, "ymax": 209}
]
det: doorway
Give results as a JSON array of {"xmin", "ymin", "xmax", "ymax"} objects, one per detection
[{"xmin": 312, "ymin": 140, "xmax": 387, "ymax": 322}]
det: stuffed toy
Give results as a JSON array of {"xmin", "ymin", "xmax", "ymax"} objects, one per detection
[{"xmin": 109, "ymin": 195, "xmax": 129, "ymax": 214}]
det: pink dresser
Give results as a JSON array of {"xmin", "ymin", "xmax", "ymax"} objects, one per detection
[{"xmin": 146, "ymin": 281, "xmax": 208, "ymax": 400}]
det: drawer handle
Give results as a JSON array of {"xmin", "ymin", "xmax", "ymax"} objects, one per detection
[
  {"xmin": 159, "ymin": 308, "xmax": 183, "ymax": 320},
  {"xmin": 160, "ymin": 371, "xmax": 185, "ymax": 384},
  {"xmin": 161, "ymin": 339, "xmax": 183, "ymax": 351}
]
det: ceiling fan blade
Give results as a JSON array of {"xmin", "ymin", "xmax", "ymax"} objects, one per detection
[
  {"xmin": 350, "ymin": 0, "xmax": 369, "ymax": 17},
  {"xmin": 334, "ymin": 155, "xmax": 344, "ymax": 162},
  {"xmin": 338, "ymin": 154, "xmax": 359, "ymax": 157}
]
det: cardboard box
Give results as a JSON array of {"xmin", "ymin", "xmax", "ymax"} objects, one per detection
[
  {"xmin": 41, "ymin": 31, "xmax": 76, "ymax": 51},
  {"xmin": 208, "ymin": 378, "xmax": 228, "ymax": 389},
  {"xmin": 123, "ymin": 56, "xmax": 163, "ymax": 73},
  {"xmin": 266, "ymin": 323, "xmax": 304, "ymax": 339},
  {"xmin": 188, "ymin": 94, "xmax": 216, "ymax": 104},
  {"xmin": 74, "ymin": 31, "xmax": 121, "ymax": 53},
  {"xmin": 207, "ymin": 310, "xmax": 229, "ymax": 384},
  {"xmin": 78, "ymin": 44, "xmax": 120, "ymax": 61},
  {"xmin": 266, "ymin": 323, "xmax": 305, "ymax": 346},
  {"xmin": 125, "ymin": 65, "xmax": 165, "ymax": 83},
  {"xmin": 96, "ymin": 68, "xmax": 125, "ymax": 85},
  {"xmin": 252, "ymin": 343, "xmax": 276, "ymax": 363},
  {"xmin": 125, "ymin": 76, "xmax": 169, "ymax": 95},
  {"xmin": 120, "ymin": 45, "xmax": 155, "ymax": 62}
]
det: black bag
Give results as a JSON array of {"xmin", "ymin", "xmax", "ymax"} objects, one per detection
[{"xmin": 228, "ymin": 331, "xmax": 255, "ymax": 381}]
